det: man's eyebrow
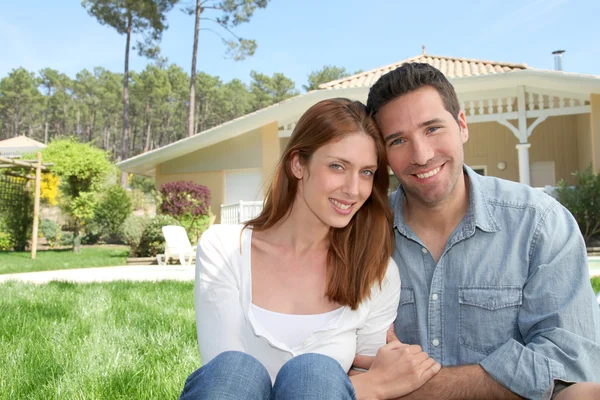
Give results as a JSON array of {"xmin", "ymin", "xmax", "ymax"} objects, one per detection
[
  {"xmin": 418, "ymin": 118, "xmax": 444, "ymax": 128},
  {"xmin": 327, "ymin": 156, "xmax": 377, "ymax": 170},
  {"xmin": 383, "ymin": 117, "xmax": 446, "ymax": 144}
]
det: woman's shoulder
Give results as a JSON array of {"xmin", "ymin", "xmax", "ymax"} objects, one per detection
[
  {"xmin": 200, "ymin": 224, "xmax": 247, "ymax": 246},
  {"xmin": 382, "ymin": 258, "xmax": 400, "ymax": 286},
  {"xmin": 371, "ymin": 258, "xmax": 401, "ymax": 297}
]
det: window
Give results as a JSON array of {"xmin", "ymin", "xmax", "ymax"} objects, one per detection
[{"xmin": 471, "ymin": 166, "xmax": 487, "ymax": 176}]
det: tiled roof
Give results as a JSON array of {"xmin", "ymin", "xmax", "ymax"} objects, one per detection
[
  {"xmin": 318, "ymin": 54, "xmax": 529, "ymax": 89},
  {"xmin": 0, "ymin": 135, "xmax": 46, "ymax": 148}
]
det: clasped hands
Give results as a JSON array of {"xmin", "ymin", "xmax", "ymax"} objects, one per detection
[{"xmin": 350, "ymin": 325, "xmax": 441, "ymax": 399}]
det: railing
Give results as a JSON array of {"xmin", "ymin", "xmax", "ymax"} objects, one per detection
[{"xmin": 221, "ymin": 200, "xmax": 264, "ymax": 224}]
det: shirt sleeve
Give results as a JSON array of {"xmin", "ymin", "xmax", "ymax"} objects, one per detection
[
  {"xmin": 355, "ymin": 258, "xmax": 401, "ymax": 356},
  {"xmin": 194, "ymin": 226, "xmax": 247, "ymax": 365},
  {"xmin": 480, "ymin": 201, "xmax": 600, "ymax": 399}
]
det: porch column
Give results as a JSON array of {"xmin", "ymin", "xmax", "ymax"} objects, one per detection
[
  {"xmin": 516, "ymin": 86, "xmax": 531, "ymax": 185},
  {"xmin": 516, "ymin": 143, "xmax": 531, "ymax": 185},
  {"xmin": 591, "ymin": 94, "xmax": 600, "ymax": 173},
  {"xmin": 261, "ymin": 121, "xmax": 280, "ymax": 184}
]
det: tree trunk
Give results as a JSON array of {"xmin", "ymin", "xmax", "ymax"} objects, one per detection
[
  {"xmin": 120, "ymin": 12, "xmax": 133, "ymax": 188},
  {"xmin": 103, "ymin": 124, "xmax": 109, "ymax": 150},
  {"xmin": 194, "ymin": 99, "xmax": 200, "ymax": 135},
  {"xmin": 187, "ymin": 0, "xmax": 201, "ymax": 138},
  {"xmin": 88, "ymin": 110, "xmax": 96, "ymax": 142},
  {"xmin": 130, "ymin": 122, "xmax": 138, "ymax": 154},
  {"xmin": 144, "ymin": 102, "xmax": 152, "ymax": 153},
  {"xmin": 14, "ymin": 100, "xmax": 21, "ymax": 136}
]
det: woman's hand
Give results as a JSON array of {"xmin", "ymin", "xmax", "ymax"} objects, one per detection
[{"xmin": 350, "ymin": 326, "xmax": 441, "ymax": 399}]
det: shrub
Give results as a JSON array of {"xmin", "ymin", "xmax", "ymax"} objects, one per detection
[
  {"xmin": 130, "ymin": 174, "xmax": 156, "ymax": 195},
  {"xmin": 60, "ymin": 231, "xmax": 74, "ymax": 246},
  {"xmin": 121, "ymin": 215, "xmax": 151, "ymax": 257},
  {"xmin": 41, "ymin": 219, "xmax": 62, "ymax": 248},
  {"xmin": 128, "ymin": 188, "xmax": 147, "ymax": 210},
  {"xmin": 557, "ymin": 165, "xmax": 600, "ymax": 244},
  {"xmin": 159, "ymin": 181, "xmax": 210, "ymax": 218},
  {"xmin": 0, "ymin": 216, "xmax": 13, "ymax": 251},
  {"xmin": 181, "ymin": 210, "xmax": 214, "ymax": 243},
  {"xmin": 136, "ymin": 215, "xmax": 180, "ymax": 257},
  {"xmin": 159, "ymin": 181, "xmax": 211, "ymax": 242},
  {"xmin": 94, "ymin": 185, "xmax": 133, "ymax": 237},
  {"xmin": 592, "ymin": 277, "xmax": 600, "ymax": 294},
  {"xmin": 4, "ymin": 189, "xmax": 33, "ymax": 251},
  {"xmin": 40, "ymin": 173, "xmax": 60, "ymax": 206}
]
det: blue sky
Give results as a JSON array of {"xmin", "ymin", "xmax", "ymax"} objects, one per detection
[{"xmin": 1, "ymin": 0, "xmax": 598, "ymax": 91}]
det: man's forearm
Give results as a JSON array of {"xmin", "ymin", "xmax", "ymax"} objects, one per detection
[{"xmin": 398, "ymin": 365, "xmax": 523, "ymax": 400}]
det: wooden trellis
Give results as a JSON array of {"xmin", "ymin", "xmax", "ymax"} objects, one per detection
[{"xmin": 0, "ymin": 153, "xmax": 52, "ymax": 259}]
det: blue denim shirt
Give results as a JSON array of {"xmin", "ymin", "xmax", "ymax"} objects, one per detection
[{"xmin": 391, "ymin": 166, "xmax": 600, "ymax": 399}]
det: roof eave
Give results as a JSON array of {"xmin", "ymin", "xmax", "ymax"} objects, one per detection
[{"xmin": 118, "ymin": 86, "xmax": 369, "ymax": 175}]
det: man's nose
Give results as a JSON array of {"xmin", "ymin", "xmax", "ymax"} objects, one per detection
[{"xmin": 410, "ymin": 137, "xmax": 434, "ymax": 166}]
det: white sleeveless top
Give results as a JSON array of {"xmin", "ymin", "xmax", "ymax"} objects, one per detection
[
  {"xmin": 195, "ymin": 224, "xmax": 401, "ymax": 382},
  {"xmin": 250, "ymin": 304, "xmax": 345, "ymax": 349}
]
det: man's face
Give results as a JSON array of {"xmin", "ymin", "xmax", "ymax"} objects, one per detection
[{"xmin": 375, "ymin": 86, "xmax": 468, "ymax": 207}]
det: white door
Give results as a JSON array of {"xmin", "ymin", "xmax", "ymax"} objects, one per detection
[{"xmin": 225, "ymin": 169, "xmax": 264, "ymax": 204}]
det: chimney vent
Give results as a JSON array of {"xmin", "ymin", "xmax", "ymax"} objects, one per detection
[{"xmin": 552, "ymin": 50, "xmax": 565, "ymax": 71}]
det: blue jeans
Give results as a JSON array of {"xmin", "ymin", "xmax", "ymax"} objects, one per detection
[{"xmin": 179, "ymin": 351, "xmax": 357, "ymax": 400}]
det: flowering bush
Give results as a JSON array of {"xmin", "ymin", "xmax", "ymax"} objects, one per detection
[
  {"xmin": 159, "ymin": 181, "xmax": 212, "ymax": 243},
  {"xmin": 159, "ymin": 181, "xmax": 211, "ymax": 217},
  {"xmin": 40, "ymin": 173, "xmax": 60, "ymax": 206}
]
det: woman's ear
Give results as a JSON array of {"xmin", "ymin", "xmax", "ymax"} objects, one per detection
[{"xmin": 290, "ymin": 151, "xmax": 304, "ymax": 179}]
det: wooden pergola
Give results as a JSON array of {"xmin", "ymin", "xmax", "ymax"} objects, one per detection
[{"xmin": 0, "ymin": 153, "xmax": 53, "ymax": 259}]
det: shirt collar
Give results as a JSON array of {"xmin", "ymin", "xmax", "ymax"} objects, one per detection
[{"xmin": 392, "ymin": 165, "xmax": 500, "ymax": 236}]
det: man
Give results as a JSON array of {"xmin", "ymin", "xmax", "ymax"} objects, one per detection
[{"xmin": 358, "ymin": 63, "xmax": 600, "ymax": 399}]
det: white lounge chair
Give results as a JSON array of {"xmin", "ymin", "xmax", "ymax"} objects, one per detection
[{"xmin": 156, "ymin": 225, "xmax": 196, "ymax": 266}]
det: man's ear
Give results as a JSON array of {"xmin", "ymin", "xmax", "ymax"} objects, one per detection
[
  {"xmin": 290, "ymin": 151, "xmax": 304, "ymax": 179},
  {"xmin": 458, "ymin": 110, "xmax": 469, "ymax": 143}
]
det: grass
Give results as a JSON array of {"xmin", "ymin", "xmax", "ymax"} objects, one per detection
[
  {"xmin": 0, "ymin": 246, "xmax": 129, "ymax": 275},
  {"xmin": 0, "ymin": 280, "xmax": 198, "ymax": 399},
  {"xmin": 592, "ymin": 276, "xmax": 600, "ymax": 294}
]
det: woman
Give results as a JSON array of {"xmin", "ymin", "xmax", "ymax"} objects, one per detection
[{"xmin": 180, "ymin": 98, "xmax": 440, "ymax": 399}]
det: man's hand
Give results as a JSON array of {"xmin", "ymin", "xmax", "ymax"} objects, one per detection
[
  {"xmin": 351, "ymin": 324, "xmax": 402, "ymax": 375},
  {"xmin": 350, "ymin": 325, "xmax": 441, "ymax": 399}
]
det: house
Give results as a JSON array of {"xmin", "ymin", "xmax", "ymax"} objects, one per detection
[
  {"xmin": 117, "ymin": 51, "xmax": 600, "ymax": 223},
  {"xmin": 0, "ymin": 135, "xmax": 46, "ymax": 157}
]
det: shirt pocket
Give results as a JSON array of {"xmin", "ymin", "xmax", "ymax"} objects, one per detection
[
  {"xmin": 458, "ymin": 287, "xmax": 522, "ymax": 355},
  {"xmin": 394, "ymin": 287, "xmax": 419, "ymax": 345}
]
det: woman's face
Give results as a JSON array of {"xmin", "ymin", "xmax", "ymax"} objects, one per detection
[{"xmin": 293, "ymin": 132, "xmax": 378, "ymax": 229}]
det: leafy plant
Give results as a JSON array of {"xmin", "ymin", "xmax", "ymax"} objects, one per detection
[
  {"xmin": 41, "ymin": 138, "xmax": 113, "ymax": 253},
  {"xmin": 130, "ymin": 174, "xmax": 156, "ymax": 195},
  {"xmin": 94, "ymin": 185, "xmax": 133, "ymax": 237},
  {"xmin": 159, "ymin": 181, "xmax": 210, "ymax": 217},
  {"xmin": 4, "ymin": 188, "xmax": 33, "ymax": 251},
  {"xmin": 557, "ymin": 165, "xmax": 600, "ymax": 244},
  {"xmin": 40, "ymin": 173, "xmax": 60, "ymax": 206},
  {"xmin": 121, "ymin": 215, "xmax": 151, "ymax": 257},
  {"xmin": 0, "ymin": 231, "xmax": 12, "ymax": 251},
  {"xmin": 136, "ymin": 215, "xmax": 180, "ymax": 257},
  {"xmin": 40, "ymin": 219, "xmax": 62, "ymax": 248},
  {"xmin": 159, "ymin": 181, "xmax": 211, "ymax": 241}
]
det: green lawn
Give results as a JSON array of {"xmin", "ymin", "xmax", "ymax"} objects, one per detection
[
  {"xmin": 0, "ymin": 246, "xmax": 129, "ymax": 275},
  {"xmin": 0, "ymin": 280, "xmax": 198, "ymax": 399}
]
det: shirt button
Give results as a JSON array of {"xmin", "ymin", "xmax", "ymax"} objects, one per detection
[
  {"xmin": 421, "ymin": 247, "xmax": 428, "ymax": 254},
  {"xmin": 432, "ymin": 294, "xmax": 438, "ymax": 300},
  {"xmin": 432, "ymin": 339, "xmax": 440, "ymax": 347}
]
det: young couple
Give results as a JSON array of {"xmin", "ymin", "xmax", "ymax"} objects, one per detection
[{"xmin": 181, "ymin": 63, "xmax": 600, "ymax": 399}]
